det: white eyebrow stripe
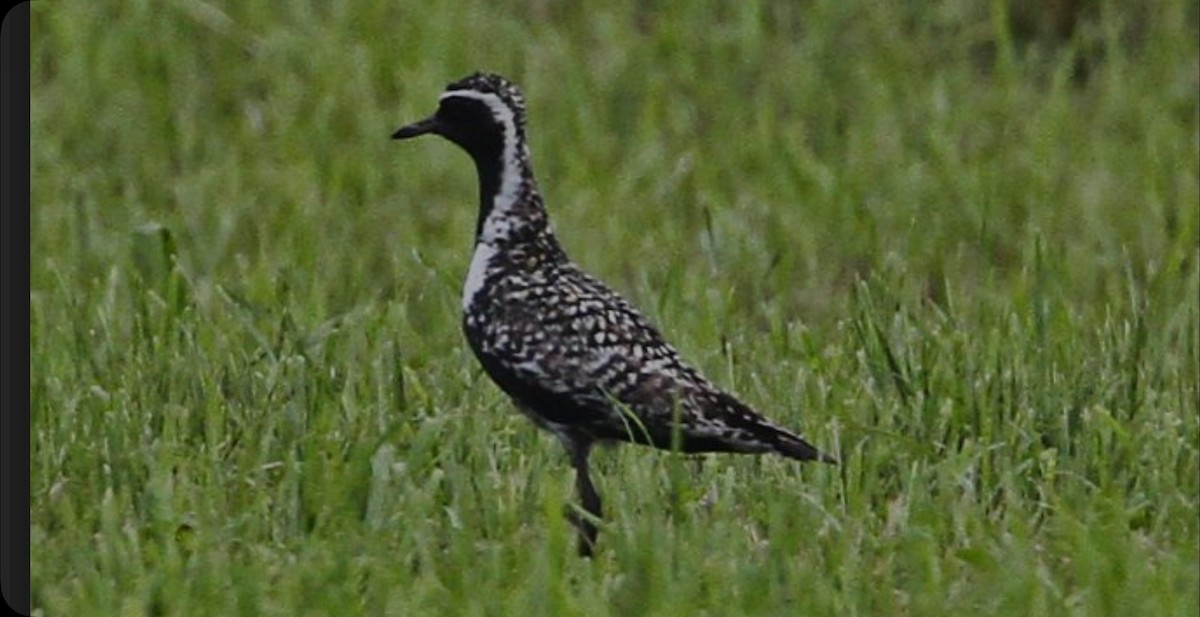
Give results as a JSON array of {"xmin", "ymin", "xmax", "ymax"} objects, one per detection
[
  {"xmin": 440, "ymin": 89, "xmax": 507, "ymax": 110},
  {"xmin": 438, "ymin": 89, "xmax": 524, "ymax": 245}
]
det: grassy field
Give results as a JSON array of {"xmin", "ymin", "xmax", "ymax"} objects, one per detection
[{"xmin": 29, "ymin": 1, "xmax": 1199, "ymax": 615}]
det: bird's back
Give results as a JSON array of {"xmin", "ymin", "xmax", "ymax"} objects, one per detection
[{"xmin": 463, "ymin": 234, "xmax": 831, "ymax": 462}]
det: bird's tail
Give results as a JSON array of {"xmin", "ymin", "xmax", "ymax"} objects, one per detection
[
  {"xmin": 751, "ymin": 419, "xmax": 837, "ymax": 464},
  {"xmin": 772, "ymin": 430, "xmax": 838, "ymax": 464},
  {"xmin": 709, "ymin": 391, "xmax": 838, "ymax": 464}
]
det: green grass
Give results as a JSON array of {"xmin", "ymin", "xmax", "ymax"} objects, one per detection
[{"xmin": 30, "ymin": 1, "xmax": 1199, "ymax": 615}]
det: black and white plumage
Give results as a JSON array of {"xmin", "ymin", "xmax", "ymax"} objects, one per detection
[{"xmin": 393, "ymin": 72, "xmax": 835, "ymax": 556}]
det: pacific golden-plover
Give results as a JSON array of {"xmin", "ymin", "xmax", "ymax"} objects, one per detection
[{"xmin": 392, "ymin": 72, "xmax": 835, "ymax": 556}]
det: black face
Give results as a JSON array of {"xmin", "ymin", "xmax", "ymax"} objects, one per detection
[
  {"xmin": 428, "ymin": 96, "xmax": 504, "ymax": 163},
  {"xmin": 394, "ymin": 72, "xmax": 526, "ymax": 168},
  {"xmin": 393, "ymin": 94, "xmax": 508, "ymax": 169}
]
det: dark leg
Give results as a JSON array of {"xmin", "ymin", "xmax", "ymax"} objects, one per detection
[{"xmin": 563, "ymin": 437, "xmax": 602, "ymax": 557}]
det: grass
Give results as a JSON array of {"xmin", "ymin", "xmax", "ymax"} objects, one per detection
[{"xmin": 29, "ymin": 0, "xmax": 1199, "ymax": 615}]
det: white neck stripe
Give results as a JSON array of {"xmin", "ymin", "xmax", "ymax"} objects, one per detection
[
  {"xmin": 462, "ymin": 242, "xmax": 498, "ymax": 311},
  {"xmin": 440, "ymin": 89, "xmax": 525, "ymax": 245}
]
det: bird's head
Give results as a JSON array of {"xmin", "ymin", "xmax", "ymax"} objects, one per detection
[{"xmin": 392, "ymin": 72, "xmax": 527, "ymax": 165}]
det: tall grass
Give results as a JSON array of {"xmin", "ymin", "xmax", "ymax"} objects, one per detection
[{"xmin": 30, "ymin": 1, "xmax": 1199, "ymax": 615}]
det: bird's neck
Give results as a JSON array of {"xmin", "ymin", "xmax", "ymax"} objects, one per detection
[{"xmin": 472, "ymin": 140, "xmax": 553, "ymax": 248}]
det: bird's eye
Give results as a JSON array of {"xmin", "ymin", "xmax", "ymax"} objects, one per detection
[{"xmin": 439, "ymin": 99, "xmax": 471, "ymax": 121}]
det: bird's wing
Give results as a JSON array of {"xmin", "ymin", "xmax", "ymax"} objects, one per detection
[{"xmin": 471, "ymin": 264, "xmax": 832, "ymax": 461}]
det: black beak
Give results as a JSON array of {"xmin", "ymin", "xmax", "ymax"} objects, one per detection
[{"xmin": 392, "ymin": 116, "xmax": 439, "ymax": 140}]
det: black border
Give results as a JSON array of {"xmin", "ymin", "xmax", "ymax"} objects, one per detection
[{"xmin": 1, "ymin": 2, "xmax": 31, "ymax": 616}]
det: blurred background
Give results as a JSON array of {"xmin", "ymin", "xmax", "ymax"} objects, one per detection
[
  {"xmin": 31, "ymin": 0, "xmax": 1199, "ymax": 326},
  {"xmin": 29, "ymin": 2, "xmax": 1200, "ymax": 615}
]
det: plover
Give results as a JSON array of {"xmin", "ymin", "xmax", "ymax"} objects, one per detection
[{"xmin": 392, "ymin": 72, "xmax": 835, "ymax": 556}]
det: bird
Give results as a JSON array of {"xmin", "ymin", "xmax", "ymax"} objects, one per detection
[{"xmin": 392, "ymin": 72, "xmax": 835, "ymax": 557}]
